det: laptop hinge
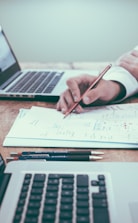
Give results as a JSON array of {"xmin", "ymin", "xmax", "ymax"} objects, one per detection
[
  {"xmin": 0, "ymin": 153, "xmax": 11, "ymax": 205},
  {"xmin": 0, "ymin": 71, "xmax": 22, "ymax": 90},
  {"xmin": 0, "ymin": 173, "xmax": 11, "ymax": 205}
]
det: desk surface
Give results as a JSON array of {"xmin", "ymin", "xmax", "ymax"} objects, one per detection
[{"xmin": 0, "ymin": 62, "xmax": 138, "ymax": 163}]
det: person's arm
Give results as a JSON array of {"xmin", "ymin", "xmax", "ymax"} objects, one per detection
[
  {"xmin": 103, "ymin": 66, "xmax": 138, "ymax": 103},
  {"xmin": 56, "ymin": 71, "xmax": 126, "ymax": 114},
  {"xmin": 57, "ymin": 46, "xmax": 138, "ymax": 114},
  {"xmin": 116, "ymin": 45, "xmax": 138, "ymax": 81},
  {"xmin": 56, "ymin": 66, "xmax": 138, "ymax": 114}
]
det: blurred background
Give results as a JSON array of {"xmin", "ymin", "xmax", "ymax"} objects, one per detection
[{"xmin": 0, "ymin": 0, "xmax": 138, "ymax": 63}]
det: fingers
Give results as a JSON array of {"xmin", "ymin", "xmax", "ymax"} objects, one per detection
[
  {"xmin": 131, "ymin": 49, "xmax": 138, "ymax": 57},
  {"xmin": 82, "ymin": 88, "xmax": 100, "ymax": 105},
  {"xmin": 117, "ymin": 50, "xmax": 138, "ymax": 68},
  {"xmin": 66, "ymin": 78, "xmax": 81, "ymax": 102},
  {"xmin": 56, "ymin": 75, "xmax": 121, "ymax": 114},
  {"xmin": 56, "ymin": 90, "xmax": 71, "ymax": 113},
  {"xmin": 56, "ymin": 89, "xmax": 83, "ymax": 114},
  {"xmin": 66, "ymin": 74, "xmax": 97, "ymax": 101},
  {"xmin": 117, "ymin": 50, "xmax": 138, "ymax": 80},
  {"xmin": 82, "ymin": 79, "xmax": 122, "ymax": 104},
  {"xmin": 66, "ymin": 75, "xmax": 90, "ymax": 101},
  {"xmin": 56, "ymin": 75, "xmax": 96, "ymax": 114},
  {"xmin": 118, "ymin": 53, "xmax": 133, "ymax": 65}
]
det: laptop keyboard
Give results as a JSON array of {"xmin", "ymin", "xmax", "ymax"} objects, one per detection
[
  {"xmin": 12, "ymin": 173, "xmax": 110, "ymax": 223},
  {"xmin": 6, "ymin": 71, "xmax": 64, "ymax": 94}
]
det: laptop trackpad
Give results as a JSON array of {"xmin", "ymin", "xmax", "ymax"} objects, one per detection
[{"xmin": 129, "ymin": 202, "xmax": 138, "ymax": 223}]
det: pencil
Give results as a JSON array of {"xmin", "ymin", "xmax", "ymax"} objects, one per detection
[{"xmin": 64, "ymin": 64, "xmax": 112, "ymax": 118}]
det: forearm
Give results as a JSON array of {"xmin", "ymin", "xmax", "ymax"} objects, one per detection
[
  {"xmin": 104, "ymin": 66, "xmax": 138, "ymax": 102},
  {"xmin": 116, "ymin": 45, "xmax": 138, "ymax": 81}
]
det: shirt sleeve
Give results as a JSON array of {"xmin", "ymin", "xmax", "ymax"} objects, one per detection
[{"xmin": 103, "ymin": 66, "xmax": 138, "ymax": 102}]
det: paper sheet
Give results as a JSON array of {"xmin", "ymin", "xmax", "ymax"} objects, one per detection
[{"xmin": 3, "ymin": 103, "xmax": 138, "ymax": 148}]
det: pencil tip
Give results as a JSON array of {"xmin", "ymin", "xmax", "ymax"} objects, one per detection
[{"xmin": 63, "ymin": 113, "xmax": 68, "ymax": 119}]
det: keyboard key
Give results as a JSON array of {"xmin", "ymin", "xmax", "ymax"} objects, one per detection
[
  {"xmin": 31, "ymin": 187, "xmax": 43, "ymax": 195},
  {"xmin": 62, "ymin": 178, "xmax": 74, "ymax": 184},
  {"xmin": 77, "ymin": 208, "xmax": 89, "ymax": 215},
  {"xmin": 98, "ymin": 175, "xmax": 105, "ymax": 181},
  {"xmin": 47, "ymin": 178, "xmax": 59, "ymax": 185},
  {"xmin": 33, "ymin": 174, "xmax": 46, "ymax": 182},
  {"xmin": 93, "ymin": 208, "xmax": 110, "ymax": 223},
  {"xmin": 26, "ymin": 209, "xmax": 39, "ymax": 217},
  {"xmin": 99, "ymin": 186, "xmax": 106, "ymax": 193},
  {"xmin": 44, "ymin": 198, "xmax": 57, "ymax": 206},
  {"xmin": 60, "ymin": 204, "xmax": 73, "ymax": 211},
  {"xmin": 46, "ymin": 191, "xmax": 58, "ymax": 198},
  {"xmin": 77, "ymin": 175, "xmax": 88, "ymax": 187},
  {"xmin": 61, "ymin": 197, "xmax": 73, "ymax": 204},
  {"xmin": 92, "ymin": 192, "xmax": 107, "ymax": 199},
  {"xmin": 43, "ymin": 205, "xmax": 56, "ymax": 213},
  {"xmin": 28, "ymin": 201, "xmax": 41, "ymax": 209},
  {"xmin": 47, "ymin": 185, "xmax": 59, "ymax": 191},
  {"xmin": 77, "ymin": 187, "xmax": 89, "ymax": 194},
  {"xmin": 29, "ymin": 194, "xmax": 42, "ymax": 202},
  {"xmin": 24, "ymin": 216, "xmax": 38, "ymax": 223},
  {"xmin": 61, "ymin": 190, "xmax": 74, "ymax": 197},
  {"xmin": 93, "ymin": 199, "xmax": 108, "ymax": 208},
  {"xmin": 62, "ymin": 184, "xmax": 74, "ymax": 190},
  {"xmin": 42, "ymin": 212, "xmax": 55, "ymax": 222},
  {"xmin": 60, "ymin": 211, "xmax": 73, "ymax": 220},
  {"xmin": 77, "ymin": 193, "xmax": 89, "ymax": 200},
  {"xmin": 32, "ymin": 182, "xmax": 44, "ymax": 188},
  {"xmin": 77, "ymin": 215, "xmax": 90, "ymax": 223},
  {"xmin": 77, "ymin": 200, "xmax": 89, "ymax": 208}
]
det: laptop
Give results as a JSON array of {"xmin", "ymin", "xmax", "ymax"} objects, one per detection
[
  {"xmin": 0, "ymin": 155, "xmax": 138, "ymax": 223},
  {"xmin": 0, "ymin": 26, "xmax": 97, "ymax": 101}
]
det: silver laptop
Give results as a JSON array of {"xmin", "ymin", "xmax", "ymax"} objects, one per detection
[
  {"xmin": 0, "ymin": 26, "xmax": 97, "ymax": 101},
  {"xmin": 0, "ymin": 155, "xmax": 138, "ymax": 223}
]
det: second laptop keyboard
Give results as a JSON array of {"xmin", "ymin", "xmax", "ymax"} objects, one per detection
[{"xmin": 12, "ymin": 172, "xmax": 111, "ymax": 223}]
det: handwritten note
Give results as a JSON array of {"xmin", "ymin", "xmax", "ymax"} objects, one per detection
[{"xmin": 3, "ymin": 103, "xmax": 138, "ymax": 148}]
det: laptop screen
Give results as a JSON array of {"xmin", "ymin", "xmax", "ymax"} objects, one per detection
[
  {"xmin": 0, "ymin": 28, "xmax": 16, "ymax": 72},
  {"xmin": 0, "ymin": 26, "xmax": 20, "ymax": 86}
]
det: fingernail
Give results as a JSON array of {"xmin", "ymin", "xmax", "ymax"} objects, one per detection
[
  {"xmin": 61, "ymin": 108, "xmax": 66, "ymax": 113},
  {"xmin": 74, "ymin": 96, "xmax": 78, "ymax": 102},
  {"xmin": 83, "ymin": 96, "xmax": 90, "ymax": 104}
]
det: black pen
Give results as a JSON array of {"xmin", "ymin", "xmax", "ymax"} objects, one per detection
[
  {"xmin": 10, "ymin": 150, "xmax": 104, "ymax": 156},
  {"xmin": 7, "ymin": 155, "xmax": 103, "ymax": 161}
]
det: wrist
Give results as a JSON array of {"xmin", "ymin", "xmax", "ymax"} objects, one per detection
[{"xmin": 112, "ymin": 81, "xmax": 126, "ymax": 101}]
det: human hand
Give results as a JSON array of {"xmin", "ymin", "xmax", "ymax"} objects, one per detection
[
  {"xmin": 56, "ymin": 74, "xmax": 125, "ymax": 114},
  {"xmin": 116, "ymin": 49, "xmax": 138, "ymax": 81}
]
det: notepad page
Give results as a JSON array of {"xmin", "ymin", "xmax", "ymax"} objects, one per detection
[{"xmin": 3, "ymin": 103, "xmax": 138, "ymax": 147}]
